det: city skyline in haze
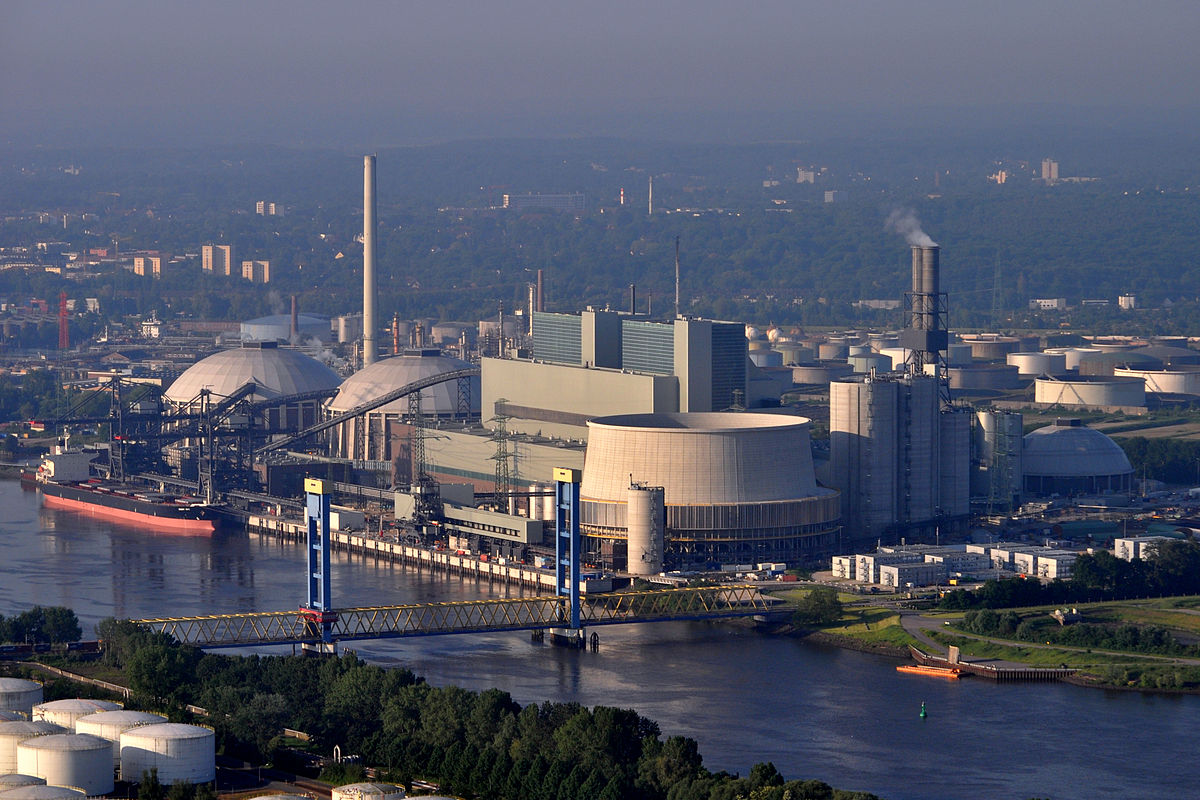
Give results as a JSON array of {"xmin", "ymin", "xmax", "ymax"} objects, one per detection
[{"xmin": 3, "ymin": 1, "xmax": 1199, "ymax": 149}]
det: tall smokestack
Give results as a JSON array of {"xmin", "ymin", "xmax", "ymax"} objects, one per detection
[
  {"xmin": 363, "ymin": 154, "xmax": 378, "ymax": 366},
  {"xmin": 648, "ymin": 176, "xmax": 654, "ymax": 215},
  {"xmin": 536, "ymin": 268, "xmax": 544, "ymax": 312},
  {"xmin": 290, "ymin": 295, "xmax": 298, "ymax": 341},
  {"xmin": 674, "ymin": 236, "xmax": 680, "ymax": 318},
  {"xmin": 629, "ymin": 284, "xmax": 636, "ymax": 315}
]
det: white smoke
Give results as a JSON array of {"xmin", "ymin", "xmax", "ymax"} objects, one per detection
[{"xmin": 886, "ymin": 209, "xmax": 937, "ymax": 248}]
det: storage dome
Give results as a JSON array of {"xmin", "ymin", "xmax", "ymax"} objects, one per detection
[
  {"xmin": 0, "ymin": 785, "xmax": 84, "ymax": 800},
  {"xmin": 119, "ymin": 724, "xmax": 214, "ymax": 784},
  {"xmin": 15, "ymin": 734, "xmax": 113, "ymax": 796},
  {"xmin": 31, "ymin": 699, "xmax": 121, "ymax": 731},
  {"xmin": 0, "ymin": 723, "xmax": 67, "ymax": 774},
  {"xmin": 0, "ymin": 681, "xmax": 41, "ymax": 717},
  {"xmin": 165, "ymin": 341, "xmax": 340, "ymax": 403},
  {"xmin": 326, "ymin": 350, "xmax": 479, "ymax": 417},
  {"xmin": 332, "ymin": 784, "xmax": 407, "ymax": 800},
  {"xmin": 0, "ymin": 776, "xmax": 44, "ymax": 790},
  {"xmin": 1022, "ymin": 419, "xmax": 1134, "ymax": 496},
  {"xmin": 0, "ymin": 714, "xmax": 25, "ymax": 724}
]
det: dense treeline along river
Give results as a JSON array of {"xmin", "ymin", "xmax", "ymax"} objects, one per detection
[{"xmin": 1, "ymin": 480, "xmax": 1196, "ymax": 800}]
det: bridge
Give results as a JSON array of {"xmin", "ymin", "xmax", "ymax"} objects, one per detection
[
  {"xmin": 132, "ymin": 585, "xmax": 776, "ymax": 648},
  {"xmin": 129, "ymin": 467, "xmax": 783, "ymax": 650}
]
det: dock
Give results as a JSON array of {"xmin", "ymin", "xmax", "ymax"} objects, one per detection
[{"xmin": 909, "ymin": 645, "xmax": 1076, "ymax": 683}]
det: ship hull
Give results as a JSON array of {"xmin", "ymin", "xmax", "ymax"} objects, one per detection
[{"xmin": 40, "ymin": 482, "xmax": 217, "ymax": 535}]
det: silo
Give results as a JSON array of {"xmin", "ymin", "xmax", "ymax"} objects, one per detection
[
  {"xmin": 75, "ymin": 710, "xmax": 168, "ymax": 766},
  {"xmin": 902, "ymin": 376, "xmax": 939, "ymax": 523},
  {"xmin": 332, "ymin": 782, "xmax": 407, "ymax": 800},
  {"xmin": 774, "ymin": 344, "xmax": 812, "ymax": 365},
  {"xmin": 1059, "ymin": 347, "xmax": 1100, "ymax": 370},
  {"xmin": 32, "ymin": 700, "xmax": 121, "ymax": 731},
  {"xmin": 0, "ymin": 776, "xmax": 44, "ymax": 791},
  {"xmin": 879, "ymin": 347, "xmax": 912, "ymax": 367},
  {"xmin": 0, "ymin": 681, "xmax": 41, "ymax": 717},
  {"xmin": 625, "ymin": 485, "xmax": 665, "ymax": 576},
  {"xmin": 848, "ymin": 353, "xmax": 892, "ymax": 374},
  {"xmin": 818, "ymin": 343, "xmax": 848, "ymax": 361},
  {"xmin": 791, "ymin": 361, "xmax": 854, "ymax": 385},
  {"xmin": 542, "ymin": 488, "xmax": 556, "ymax": 523},
  {"xmin": 0, "ymin": 723, "xmax": 66, "ymax": 773},
  {"xmin": 848, "ymin": 344, "xmax": 872, "ymax": 357},
  {"xmin": 525, "ymin": 484, "xmax": 544, "ymax": 522},
  {"xmin": 749, "ymin": 350, "xmax": 783, "ymax": 368},
  {"xmin": 16, "ymin": 734, "xmax": 113, "ymax": 796},
  {"xmin": 939, "ymin": 408, "xmax": 971, "ymax": 517},
  {"xmin": 0, "ymin": 785, "xmax": 84, "ymax": 800},
  {"xmin": 945, "ymin": 342, "xmax": 974, "ymax": 366},
  {"xmin": 830, "ymin": 378, "xmax": 898, "ymax": 539},
  {"xmin": 1007, "ymin": 352, "xmax": 1067, "ymax": 377},
  {"xmin": 119, "ymin": 724, "xmax": 215, "ymax": 784},
  {"xmin": 974, "ymin": 410, "xmax": 1024, "ymax": 507}
]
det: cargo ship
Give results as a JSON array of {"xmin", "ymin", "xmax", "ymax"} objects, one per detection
[{"xmin": 35, "ymin": 444, "xmax": 218, "ymax": 535}]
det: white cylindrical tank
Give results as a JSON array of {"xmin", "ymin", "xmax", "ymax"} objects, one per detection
[
  {"xmin": 16, "ymin": 734, "xmax": 112, "ymax": 796},
  {"xmin": 1113, "ymin": 367, "xmax": 1200, "ymax": 396},
  {"xmin": 791, "ymin": 361, "xmax": 854, "ymax": 385},
  {"xmin": 848, "ymin": 353, "xmax": 892, "ymax": 374},
  {"xmin": 0, "ymin": 723, "xmax": 67, "ymax": 773},
  {"xmin": 625, "ymin": 485, "xmax": 665, "ymax": 576},
  {"xmin": 0, "ymin": 681, "xmax": 41, "ymax": 717},
  {"xmin": 0, "ymin": 776, "xmax": 44, "ymax": 790},
  {"xmin": 1007, "ymin": 352, "xmax": 1067, "ymax": 376},
  {"xmin": 542, "ymin": 487, "xmax": 556, "ymax": 523},
  {"xmin": 1059, "ymin": 347, "xmax": 1101, "ymax": 370},
  {"xmin": 75, "ymin": 710, "xmax": 168, "ymax": 766},
  {"xmin": 32, "ymin": 700, "xmax": 121, "ymax": 731},
  {"xmin": 945, "ymin": 342, "xmax": 974, "ymax": 366},
  {"xmin": 119, "ymin": 724, "xmax": 215, "ymax": 784},
  {"xmin": 848, "ymin": 344, "xmax": 872, "ymax": 357},
  {"xmin": 818, "ymin": 343, "xmax": 848, "ymax": 361},
  {"xmin": 0, "ymin": 785, "xmax": 84, "ymax": 800},
  {"xmin": 527, "ymin": 484, "xmax": 543, "ymax": 520},
  {"xmin": 749, "ymin": 350, "xmax": 783, "ymax": 368},
  {"xmin": 1034, "ymin": 376, "xmax": 1146, "ymax": 407},
  {"xmin": 332, "ymin": 783, "xmax": 407, "ymax": 800}
]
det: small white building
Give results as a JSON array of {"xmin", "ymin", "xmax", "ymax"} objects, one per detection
[
  {"xmin": 878, "ymin": 562, "xmax": 947, "ymax": 588},
  {"xmin": 831, "ymin": 556, "xmax": 855, "ymax": 580},
  {"xmin": 1113, "ymin": 536, "xmax": 1171, "ymax": 561}
]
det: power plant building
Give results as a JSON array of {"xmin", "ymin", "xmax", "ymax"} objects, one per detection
[
  {"xmin": 579, "ymin": 413, "xmax": 840, "ymax": 568},
  {"xmin": 484, "ymin": 311, "xmax": 751, "ymax": 439},
  {"xmin": 829, "ymin": 373, "xmax": 970, "ymax": 543}
]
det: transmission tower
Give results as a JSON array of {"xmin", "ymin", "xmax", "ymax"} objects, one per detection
[
  {"xmin": 490, "ymin": 400, "xmax": 513, "ymax": 509},
  {"xmin": 408, "ymin": 390, "xmax": 441, "ymax": 520}
]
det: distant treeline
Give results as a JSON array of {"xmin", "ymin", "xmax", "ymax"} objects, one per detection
[
  {"xmin": 939, "ymin": 539, "xmax": 1200, "ymax": 610},
  {"xmin": 0, "ymin": 606, "xmax": 81, "ymax": 645},
  {"xmin": 92, "ymin": 619, "xmax": 879, "ymax": 800}
]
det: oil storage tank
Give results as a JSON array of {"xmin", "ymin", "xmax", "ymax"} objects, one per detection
[
  {"xmin": 1114, "ymin": 366, "xmax": 1200, "ymax": 396},
  {"xmin": 0, "ymin": 776, "xmax": 44, "ymax": 791},
  {"xmin": 16, "ymin": 734, "xmax": 113, "ymax": 796},
  {"xmin": 0, "ymin": 722, "xmax": 67, "ymax": 773},
  {"xmin": 0, "ymin": 785, "xmax": 84, "ymax": 800},
  {"xmin": 1034, "ymin": 376, "xmax": 1145, "ymax": 408},
  {"xmin": 75, "ymin": 710, "xmax": 168, "ymax": 766},
  {"xmin": 32, "ymin": 700, "xmax": 121, "ymax": 730},
  {"xmin": 1007, "ymin": 352, "xmax": 1067, "ymax": 377},
  {"xmin": 0, "ymin": 681, "xmax": 41, "ymax": 716},
  {"xmin": 119, "ymin": 724, "xmax": 215, "ymax": 784}
]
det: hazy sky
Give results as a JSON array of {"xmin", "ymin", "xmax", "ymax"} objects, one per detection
[{"xmin": 3, "ymin": 0, "xmax": 1199, "ymax": 147}]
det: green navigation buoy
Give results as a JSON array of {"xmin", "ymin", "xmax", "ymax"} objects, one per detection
[{"xmin": 919, "ymin": 701, "xmax": 927, "ymax": 719}]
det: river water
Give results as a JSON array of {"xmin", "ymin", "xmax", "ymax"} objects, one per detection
[{"xmin": 1, "ymin": 480, "xmax": 1195, "ymax": 800}]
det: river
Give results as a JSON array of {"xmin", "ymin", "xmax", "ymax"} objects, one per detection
[{"xmin": 0, "ymin": 480, "xmax": 1195, "ymax": 800}]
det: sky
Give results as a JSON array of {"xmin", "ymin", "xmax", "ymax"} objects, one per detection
[{"xmin": 3, "ymin": 0, "xmax": 1199, "ymax": 148}]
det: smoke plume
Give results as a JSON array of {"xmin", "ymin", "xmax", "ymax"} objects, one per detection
[{"xmin": 886, "ymin": 209, "xmax": 937, "ymax": 247}]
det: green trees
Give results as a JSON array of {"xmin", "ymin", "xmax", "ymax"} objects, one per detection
[
  {"xmin": 0, "ymin": 606, "xmax": 82, "ymax": 644},
  {"xmin": 792, "ymin": 587, "xmax": 844, "ymax": 627}
]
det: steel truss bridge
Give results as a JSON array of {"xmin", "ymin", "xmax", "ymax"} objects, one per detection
[{"xmin": 133, "ymin": 585, "xmax": 776, "ymax": 648}]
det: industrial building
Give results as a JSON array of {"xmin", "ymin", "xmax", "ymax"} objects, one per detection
[
  {"xmin": 1021, "ymin": 419, "xmax": 1134, "ymax": 496},
  {"xmin": 578, "ymin": 412, "xmax": 841, "ymax": 569},
  {"xmin": 482, "ymin": 311, "xmax": 752, "ymax": 439},
  {"xmin": 829, "ymin": 373, "xmax": 970, "ymax": 543}
]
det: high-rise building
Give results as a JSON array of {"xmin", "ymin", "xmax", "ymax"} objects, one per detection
[
  {"xmin": 255, "ymin": 201, "xmax": 284, "ymax": 216},
  {"xmin": 241, "ymin": 259, "xmax": 271, "ymax": 283},
  {"xmin": 202, "ymin": 245, "xmax": 234, "ymax": 275},
  {"xmin": 501, "ymin": 193, "xmax": 586, "ymax": 213},
  {"xmin": 133, "ymin": 255, "xmax": 163, "ymax": 277},
  {"xmin": 1041, "ymin": 159, "xmax": 1059, "ymax": 182}
]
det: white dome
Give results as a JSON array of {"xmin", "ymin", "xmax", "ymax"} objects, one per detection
[
  {"xmin": 0, "ymin": 723, "xmax": 68, "ymax": 774},
  {"xmin": 0, "ymin": 776, "xmax": 44, "ymax": 790},
  {"xmin": 165, "ymin": 342, "xmax": 340, "ymax": 404},
  {"xmin": 0, "ymin": 785, "xmax": 84, "ymax": 800},
  {"xmin": 0, "ymin": 681, "xmax": 41, "ymax": 716},
  {"xmin": 326, "ymin": 351, "xmax": 479, "ymax": 417},
  {"xmin": 1023, "ymin": 421, "xmax": 1133, "ymax": 477},
  {"xmin": 31, "ymin": 700, "xmax": 121, "ymax": 730},
  {"xmin": 74, "ymin": 711, "xmax": 168, "ymax": 766}
]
